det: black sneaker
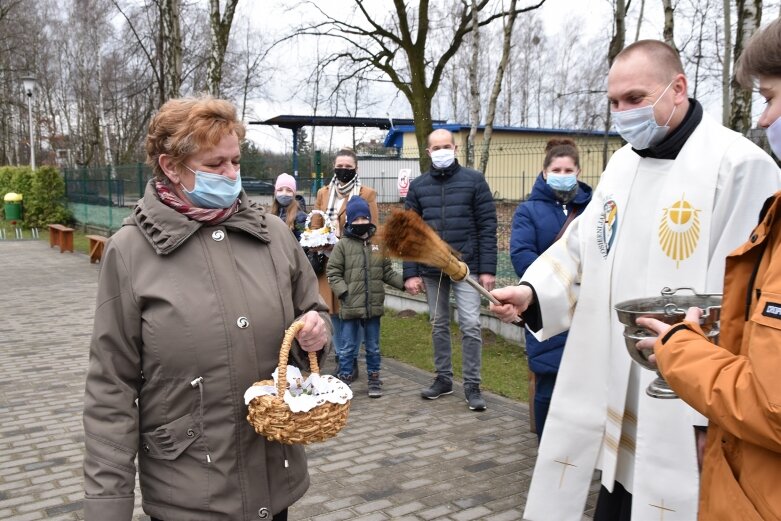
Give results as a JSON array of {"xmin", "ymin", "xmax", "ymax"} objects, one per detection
[
  {"xmin": 421, "ymin": 376, "xmax": 453, "ymax": 399},
  {"xmin": 464, "ymin": 383, "xmax": 486, "ymax": 411},
  {"xmin": 352, "ymin": 359, "xmax": 359, "ymax": 381},
  {"xmin": 367, "ymin": 372, "xmax": 382, "ymax": 398}
]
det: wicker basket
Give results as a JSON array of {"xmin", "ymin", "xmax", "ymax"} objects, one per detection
[
  {"xmin": 246, "ymin": 321, "xmax": 350, "ymax": 444},
  {"xmin": 299, "ymin": 210, "xmax": 338, "ymax": 249}
]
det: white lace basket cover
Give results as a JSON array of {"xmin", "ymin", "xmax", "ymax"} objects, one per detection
[
  {"xmin": 244, "ymin": 365, "xmax": 353, "ymax": 413},
  {"xmin": 299, "ymin": 210, "xmax": 338, "ymax": 248}
]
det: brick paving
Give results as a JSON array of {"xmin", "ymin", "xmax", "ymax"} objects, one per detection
[{"xmin": 0, "ymin": 239, "xmax": 597, "ymax": 520}]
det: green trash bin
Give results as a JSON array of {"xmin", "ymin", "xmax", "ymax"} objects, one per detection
[{"xmin": 3, "ymin": 192, "xmax": 22, "ymax": 221}]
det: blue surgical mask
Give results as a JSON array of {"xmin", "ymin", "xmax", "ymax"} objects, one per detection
[
  {"xmin": 611, "ymin": 80, "xmax": 676, "ymax": 150},
  {"xmin": 546, "ymin": 173, "xmax": 578, "ymax": 191},
  {"xmin": 766, "ymin": 117, "xmax": 781, "ymax": 158},
  {"xmin": 183, "ymin": 167, "xmax": 242, "ymax": 209}
]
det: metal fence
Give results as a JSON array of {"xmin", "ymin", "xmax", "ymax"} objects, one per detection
[{"xmin": 62, "ymin": 141, "xmax": 622, "ymax": 288}]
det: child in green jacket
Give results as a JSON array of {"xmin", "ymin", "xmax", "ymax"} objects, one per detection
[{"xmin": 326, "ymin": 196, "xmax": 404, "ymax": 397}]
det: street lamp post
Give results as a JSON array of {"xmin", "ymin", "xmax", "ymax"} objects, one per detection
[{"xmin": 21, "ymin": 75, "xmax": 37, "ymax": 170}]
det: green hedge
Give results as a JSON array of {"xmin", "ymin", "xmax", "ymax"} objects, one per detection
[{"xmin": 0, "ymin": 166, "xmax": 72, "ymax": 228}]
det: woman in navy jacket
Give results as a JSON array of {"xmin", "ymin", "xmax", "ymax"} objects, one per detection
[{"xmin": 510, "ymin": 138, "xmax": 592, "ymax": 439}]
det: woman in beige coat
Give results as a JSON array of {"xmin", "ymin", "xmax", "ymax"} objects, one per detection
[
  {"xmin": 82, "ymin": 96, "xmax": 329, "ymax": 521},
  {"xmin": 314, "ymin": 149, "xmax": 378, "ymax": 375}
]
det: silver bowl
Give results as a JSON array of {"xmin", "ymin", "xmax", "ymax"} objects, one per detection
[{"xmin": 615, "ymin": 287, "xmax": 721, "ymax": 399}]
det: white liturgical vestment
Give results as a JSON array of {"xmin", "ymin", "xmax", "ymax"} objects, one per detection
[{"xmin": 522, "ymin": 112, "xmax": 781, "ymax": 521}]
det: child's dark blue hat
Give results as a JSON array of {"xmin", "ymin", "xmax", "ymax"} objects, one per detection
[{"xmin": 346, "ymin": 196, "xmax": 370, "ymax": 225}]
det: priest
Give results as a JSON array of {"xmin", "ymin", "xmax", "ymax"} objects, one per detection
[{"xmin": 490, "ymin": 40, "xmax": 781, "ymax": 521}]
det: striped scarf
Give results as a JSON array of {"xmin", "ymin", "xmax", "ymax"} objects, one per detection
[
  {"xmin": 325, "ymin": 176, "xmax": 362, "ymax": 229},
  {"xmin": 155, "ymin": 180, "xmax": 239, "ymax": 225}
]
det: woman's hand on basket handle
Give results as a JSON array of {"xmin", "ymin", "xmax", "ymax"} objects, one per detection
[
  {"xmin": 489, "ymin": 285, "xmax": 532, "ymax": 324},
  {"xmin": 296, "ymin": 311, "xmax": 328, "ymax": 352}
]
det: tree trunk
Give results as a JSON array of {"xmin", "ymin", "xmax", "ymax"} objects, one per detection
[
  {"xmin": 605, "ymin": 0, "xmax": 626, "ymax": 169},
  {"xmin": 466, "ymin": 0, "xmax": 480, "ymax": 168},
  {"xmin": 161, "ymin": 0, "xmax": 182, "ymax": 101},
  {"xmin": 479, "ymin": 0, "xmax": 518, "ymax": 174},
  {"xmin": 634, "ymin": 0, "xmax": 646, "ymax": 41},
  {"xmin": 692, "ymin": 1, "xmax": 711, "ymax": 100},
  {"xmin": 608, "ymin": 0, "xmax": 626, "ymax": 67},
  {"xmin": 206, "ymin": 0, "xmax": 238, "ymax": 97},
  {"xmin": 95, "ymin": 46, "xmax": 115, "ymax": 176},
  {"xmin": 722, "ymin": 0, "xmax": 732, "ymax": 125},
  {"xmin": 662, "ymin": 0, "xmax": 679, "ymax": 53},
  {"xmin": 410, "ymin": 95, "xmax": 434, "ymax": 173},
  {"xmin": 729, "ymin": 0, "xmax": 762, "ymax": 133}
]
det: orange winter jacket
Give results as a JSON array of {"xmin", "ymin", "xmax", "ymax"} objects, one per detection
[{"xmin": 655, "ymin": 191, "xmax": 781, "ymax": 521}]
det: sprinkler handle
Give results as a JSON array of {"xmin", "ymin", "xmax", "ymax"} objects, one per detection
[{"xmin": 461, "ymin": 275, "xmax": 525, "ymax": 328}]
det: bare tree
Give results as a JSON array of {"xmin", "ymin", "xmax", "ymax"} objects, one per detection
[
  {"xmin": 289, "ymin": 0, "xmax": 546, "ymax": 172},
  {"xmin": 160, "ymin": 0, "xmax": 183, "ymax": 100},
  {"xmin": 722, "ymin": 0, "xmax": 732, "ymax": 125},
  {"xmin": 466, "ymin": 0, "xmax": 481, "ymax": 168},
  {"xmin": 662, "ymin": 0, "xmax": 680, "ymax": 54},
  {"xmin": 729, "ymin": 0, "xmax": 762, "ymax": 133},
  {"xmin": 226, "ymin": 20, "xmax": 274, "ymax": 121},
  {"xmin": 479, "ymin": 0, "xmax": 519, "ymax": 174},
  {"xmin": 604, "ymin": 0, "xmax": 627, "ymax": 168},
  {"xmin": 634, "ymin": 0, "xmax": 646, "ymax": 41},
  {"xmin": 686, "ymin": 0, "xmax": 713, "ymax": 99},
  {"xmin": 205, "ymin": 0, "xmax": 238, "ymax": 96}
]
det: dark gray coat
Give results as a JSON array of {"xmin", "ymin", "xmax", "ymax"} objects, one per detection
[{"xmin": 82, "ymin": 180, "xmax": 330, "ymax": 520}]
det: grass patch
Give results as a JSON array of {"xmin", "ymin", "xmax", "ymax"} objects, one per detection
[{"xmin": 380, "ymin": 308, "xmax": 528, "ymax": 402}]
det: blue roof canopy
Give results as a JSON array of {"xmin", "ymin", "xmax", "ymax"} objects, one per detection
[{"xmin": 383, "ymin": 124, "xmax": 620, "ymax": 148}]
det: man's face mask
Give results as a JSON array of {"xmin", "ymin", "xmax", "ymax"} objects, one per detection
[
  {"xmin": 430, "ymin": 148, "xmax": 456, "ymax": 170},
  {"xmin": 183, "ymin": 167, "xmax": 242, "ymax": 209},
  {"xmin": 611, "ymin": 79, "xmax": 676, "ymax": 150}
]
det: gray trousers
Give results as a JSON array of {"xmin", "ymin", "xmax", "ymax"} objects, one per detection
[{"xmin": 422, "ymin": 274, "xmax": 483, "ymax": 385}]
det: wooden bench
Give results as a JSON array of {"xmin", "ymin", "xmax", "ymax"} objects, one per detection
[
  {"xmin": 86, "ymin": 234, "xmax": 108, "ymax": 264},
  {"xmin": 48, "ymin": 224, "xmax": 74, "ymax": 253}
]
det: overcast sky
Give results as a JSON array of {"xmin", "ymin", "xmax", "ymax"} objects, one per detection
[{"xmin": 237, "ymin": 0, "xmax": 779, "ymax": 152}]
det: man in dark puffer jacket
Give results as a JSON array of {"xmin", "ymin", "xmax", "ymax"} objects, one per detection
[{"xmin": 403, "ymin": 129, "xmax": 497, "ymax": 411}]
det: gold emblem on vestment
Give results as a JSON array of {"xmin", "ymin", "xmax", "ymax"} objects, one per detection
[{"xmin": 658, "ymin": 194, "xmax": 700, "ymax": 268}]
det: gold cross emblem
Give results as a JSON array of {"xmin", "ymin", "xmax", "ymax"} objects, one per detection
[
  {"xmin": 553, "ymin": 456, "xmax": 577, "ymax": 488},
  {"xmin": 649, "ymin": 498, "xmax": 676, "ymax": 520}
]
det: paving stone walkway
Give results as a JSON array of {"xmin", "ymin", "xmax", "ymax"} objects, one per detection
[{"xmin": 0, "ymin": 239, "xmax": 597, "ymax": 520}]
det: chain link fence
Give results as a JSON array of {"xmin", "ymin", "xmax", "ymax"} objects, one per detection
[{"xmin": 62, "ymin": 140, "xmax": 622, "ymax": 288}]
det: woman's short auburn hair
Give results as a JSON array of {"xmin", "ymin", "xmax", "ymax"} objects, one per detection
[{"xmin": 146, "ymin": 96, "xmax": 246, "ymax": 179}]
